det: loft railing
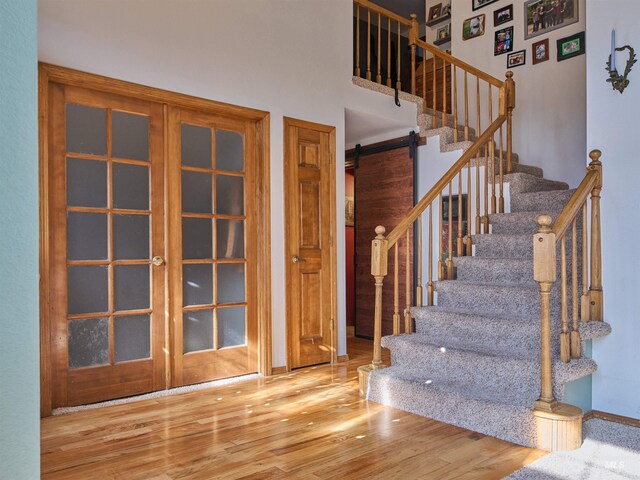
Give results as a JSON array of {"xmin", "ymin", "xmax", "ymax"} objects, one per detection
[
  {"xmin": 533, "ymin": 150, "xmax": 603, "ymax": 413},
  {"xmin": 354, "ymin": 2, "xmax": 517, "ymax": 396}
]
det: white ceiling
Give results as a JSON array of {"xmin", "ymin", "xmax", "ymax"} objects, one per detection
[{"xmin": 345, "ymin": 108, "xmax": 416, "ymax": 147}]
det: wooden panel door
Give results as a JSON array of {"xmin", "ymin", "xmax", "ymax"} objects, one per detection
[
  {"xmin": 48, "ymin": 85, "xmax": 166, "ymax": 407},
  {"xmin": 167, "ymin": 107, "xmax": 258, "ymax": 386},
  {"xmin": 354, "ymin": 147, "xmax": 413, "ymax": 338},
  {"xmin": 284, "ymin": 118, "xmax": 336, "ymax": 369}
]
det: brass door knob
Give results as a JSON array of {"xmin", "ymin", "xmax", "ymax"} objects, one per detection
[
  {"xmin": 152, "ymin": 256, "xmax": 165, "ymax": 266},
  {"xmin": 292, "ymin": 255, "xmax": 305, "ymax": 263}
]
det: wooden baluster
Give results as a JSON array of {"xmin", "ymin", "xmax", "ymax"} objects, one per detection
[
  {"xmin": 505, "ymin": 71, "xmax": 515, "ymax": 173},
  {"xmin": 499, "ymin": 123, "xmax": 505, "ymax": 213},
  {"xmin": 396, "ymin": 21, "xmax": 401, "ymax": 90},
  {"xmin": 571, "ymin": 219, "xmax": 581, "ymax": 358},
  {"xmin": 483, "ymin": 140, "xmax": 489, "ymax": 233},
  {"xmin": 489, "ymin": 86, "xmax": 496, "ymax": 215},
  {"xmin": 534, "ymin": 215, "xmax": 558, "ymax": 412},
  {"xmin": 376, "ymin": 13, "xmax": 382, "ymax": 84},
  {"xmin": 387, "ymin": 18, "xmax": 391, "ymax": 87},
  {"xmin": 438, "ymin": 193, "xmax": 444, "ymax": 280},
  {"xmin": 393, "ymin": 242, "xmax": 400, "ymax": 335},
  {"xmin": 366, "ymin": 9, "xmax": 371, "ymax": 80},
  {"xmin": 447, "ymin": 182, "xmax": 454, "ymax": 279},
  {"xmin": 432, "ymin": 54, "xmax": 437, "ymax": 125},
  {"xmin": 442, "ymin": 59, "xmax": 447, "ymax": 127},
  {"xmin": 422, "ymin": 50, "xmax": 426, "ymax": 113},
  {"xmin": 355, "ymin": 6, "xmax": 361, "ymax": 77},
  {"xmin": 588, "ymin": 150, "xmax": 603, "ymax": 321},
  {"xmin": 428, "ymin": 204, "xmax": 434, "ymax": 305},
  {"xmin": 581, "ymin": 201, "xmax": 590, "ymax": 322},
  {"xmin": 453, "ymin": 67, "xmax": 458, "ymax": 143},
  {"xmin": 476, "ymin": 76, "xmax": 481, "ymax": 234},
  {"xmin": 405, "ymin": 229, "xmax": 412, "ymax": 333},
  {"xmin": 464, "ymin": 71, "xmax": 469, "ymax": 141},
  {"xmin": 457, "ymin": 172, "xmax": 463, "ymax": 256},
  {"xmin": 371, "ymin": 226, "xmax": 388, "ymax": 368},
  {"xmin": 416, "ymin": 214, "xmax": 423, "ymax": 307},
  {"xmin": 560, "ymin": 234, "xmax": 570, "ymax": 363},
  {"xmin": 466, "ymin": 159, "xmax": 473, "ymax": 256},
  {"xmin": 410, "ymin": 14, "xmax": 417, "ymax": 95}
]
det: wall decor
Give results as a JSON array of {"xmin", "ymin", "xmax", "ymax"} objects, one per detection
[
  {"xmin": 532, "ymin": 38, "xmax": 550, "ymax": 64},
  {"xmin": 494, "ymin": 4, "xmax": 513, "ymax": 26},
  {"xmin": 428, "ymin": 3, "xmax": 442, "ymax": 22},
  {"xmin": 524, "ymin": 0, "xmax": 579, "ymax": 40},
  {"xmin": 557, "ymin": 31, "xmax": 585, "ymax": 62},
  {"xmin": 606, "ymin": 30, "xmax": 637, "ymax": 94},
  {"xmin": 507, "ymin": 50, "xmax": 526, "ymax": 68},
  {"xmin": 494, "ymin": 26, "xmax": 514, "ymax": 56},
  {"xmin": 441, "ymin": 3, "xmax": 451, "ymax": 16},
  {"xmin": 472, "ymin": 0, "xmax": 499, "ymax": 11},
  {"xmin": 463, "ymin": 14, "xmax": 485, "ymax": 41},
  {"xmin": 436, "ymin": 24, "xmax": 451, "ymax": 43},
  {"xmin": 345, "ymin": 196, "xmax": 354, "ymax": 226}
]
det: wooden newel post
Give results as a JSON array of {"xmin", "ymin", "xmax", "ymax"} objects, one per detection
[
  {"xmin": 371, "ymin": 225, "xmax": 389, "ymax": 368},
  {"xmin": 505, "ymin": 71, "xmax": 515, "ymax": 174},
  {"xmin": 533, "ymin": 214, "xmax": 558, "ymax": 412},
  {"xmin": 588, "ymin": 150, "xmax": 603, "ymax": 321},
  {"xmin": 409, "ymin": 13, "xmax": 418, "ymax": 95}
]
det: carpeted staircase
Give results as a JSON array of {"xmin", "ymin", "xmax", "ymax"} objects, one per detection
[{"xmin": 366, "ymin": 160, "xmax": 612, "ymax": 448}]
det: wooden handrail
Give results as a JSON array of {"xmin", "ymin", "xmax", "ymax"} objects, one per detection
[
  {"xmin": 386, "ymin": 115, "xmax": 507, "ymax": 248},
  {"xmin": 353, "ymin": 0, "xmax": 412, "ymax": 26},
  {"xmin": 551, "ymin": 171, "xmax": 598, "ymax": 240},
  {"xmin": 414, "ymin": 39, "xmax": 504, "ymax": 88}
]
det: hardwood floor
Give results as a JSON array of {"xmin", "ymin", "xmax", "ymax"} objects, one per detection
[{"xmin": 41, "ymin": 337, "xmax": 546, "ymax": 479}]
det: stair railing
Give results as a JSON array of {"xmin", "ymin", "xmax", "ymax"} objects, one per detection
[{"xmin": 532, "ymin": 150, "xmax": 603, "ymax": 413}]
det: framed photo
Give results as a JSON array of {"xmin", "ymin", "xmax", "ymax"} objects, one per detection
[
  {"xmin": 345, "ymin": 196, "xmax": 354, "ymax": 226},
  {"xmin": 532, "ymin": 38, "xmax": 550, "ymax": 64},
  {"xmin": 437, "ymin": 24, "xmax": 451, "ymax": 41},
  {"xmin": 507, "ymin": 50, "xmax": 526, "ymax": 68},
  {"xmin": 494, "ymin": 4, "xmax": 513, "ymax": 26},
  {"xmin": 557, "ymin": 31, "xmax": 585, "ymax": 61},
  {"xmin": 494, "ymin": 26, "xmax": 513, "ymax": 56},
  {"xmin": 463, "ymin": 14, "xmax": 485, "ymax": 41},
  {"xmin": 428, "ymin": 3, "xmax": 442, "ymax": 21},
  {"xmin": 524, "ymin": 0, "xmax": 579, "ymax": 40},
  {"xmin": 441, "ymin": 4, "xmax": 451, "ymax": 16},
  {"xmin": 473, "ymin": 0, "xmax": 499, "ymax": 11}
]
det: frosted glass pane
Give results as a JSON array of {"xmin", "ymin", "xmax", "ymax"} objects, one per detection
[
  {"xmin": 218, "ymin": 306, "xmax": 246, "ymax": 348},
  {"xmin": 217, "ymin": 263, "xmax": 245, "ymax": 304},
  {"xmin": 216, "ymin": 219, "xmax": 244, "ymax": 259},
  {"xmin": 183, "ymin": 264, "xmax": 213, "ymax": 306},
  {"xmin": 181, "ymin": 170, "xmax": 212, "ymax": 214},
  {"xmin": 215, "ymin": 130, "xmax": 243, "ymax": 172},
  {"xmin": 66, "ymin": 103, "xmax": 107, "ymax": 155},
  {"xmin": 181, "ymin": 124, "xmax": 212, "ymax": 168},
  {"xmin": 112, "ymin": 163, "xmax": 149, "ymax": 210},
  {"xmin": 216, "ymin": 175, "xmax": 244, "ymax": 215},
  {"xmin": 183, "ymin": 309, "xmax": 213, "ymax": 353},
  {"xmin": 66, "ymin": 157, "xmax": 107, "ymax": 208},
  {"xmin": 68, "ymin": 317, "xmax": 109, "ymax": 369},
  {"xmin": 67, "ymin": 212, "xmax": 108, "ymax": 260},
  {"xmin": 113, "ymin": 214, "xmax": 149, "ymax": 260},
  {"xmin": 68, "ymin": 266, "xmax": 108, "ymax": 315},
  {"xmin": 182, "ymin": 217, "xmax": 212, "ymax": 259},
  {"xmin": 112, "ymin": 111, "xmax": 149, "ymax": 160},
  {"xmin": 114, "ymin": 265, "xmax": 150, "ymax": 311},
  {"xmin": 114, "ymin": 314, "xmax": 150, "ymax": 363}
]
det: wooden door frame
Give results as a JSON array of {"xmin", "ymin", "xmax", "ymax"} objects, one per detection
[
  {"xmin": 38, "ymin": 63, "xmax": 272, "ymax": 416},
  {"xmin": 283, "ymin": 117, "xmax": 337, "ymax": 371}
]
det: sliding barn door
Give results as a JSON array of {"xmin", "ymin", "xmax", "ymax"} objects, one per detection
[{"xmin": 48, "ymin": 85, "xmax": 166, "ymax": 407}]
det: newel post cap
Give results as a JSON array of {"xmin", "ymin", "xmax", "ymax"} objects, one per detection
[
  {"xmin": 589, "ymin": 149, "xmax": 602, "ymax": 166},
  {"xmin": 536, "ymin": 214, "xmax": 553, "ymax": 234},
  {"xmin": 375, "ymin": 225, "xmax": 386, "ymax": 239}
]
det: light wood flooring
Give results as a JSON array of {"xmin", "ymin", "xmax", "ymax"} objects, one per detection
[{"xmin": 41, "ymin": 337, "xmax": 546, "ymax": 479}]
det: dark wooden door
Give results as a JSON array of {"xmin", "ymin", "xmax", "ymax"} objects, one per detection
[{"xmin": 354, "ymin": 147, "xmax": 413, "ymax": 338}]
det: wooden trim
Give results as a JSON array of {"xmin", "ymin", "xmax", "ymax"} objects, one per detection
[
  {"xmin": 270, "ymin": 366, "xmax": 288, "ymax": 375},
  {"xmin": 551, "ymin": 171, "xmax": 598, "ymax": 240},
  {"xmin": 584, "ymin": 410, "xmax": 640, "ymax": 428},
  {"xmin": 337, "ymin": 354, "xmax": 350, "ymax": 363}
]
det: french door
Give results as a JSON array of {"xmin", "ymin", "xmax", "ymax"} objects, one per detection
[{"xmin": 45, "ymin": 78, "xmax": 260, "ymax": 408}]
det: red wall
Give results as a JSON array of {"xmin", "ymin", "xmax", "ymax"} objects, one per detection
[{"xmin": 345, "ymin": 169, "xmax": 355, "ymax": 327}]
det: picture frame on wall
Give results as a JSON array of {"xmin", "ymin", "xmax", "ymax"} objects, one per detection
[
  {"xmin": 557, "ymin": 31, "xmax": 585, "ymax": 61},
  {"xmin": 507, "ymin": 50, "xmax": 526, "ymax": 68},
  {"xmin": 463, "ymin": 14, "xmax": 485, "ymax": 41},
  {"xmin": 532, "ymin": 38, "xmax": 550, "ymax": 64},
  {"xmin": 437, "ymin": 24, "xmax": 451, "ymax": 41},
  {"xmin": 472, "ymin": 0, "xmax": 500, "ymax": 11},
  {"xmin": 493, "ymin": 4, "xmax": 513, "ymax": 26},
  {"xmin": 524, "ymin": 0, "xmax": 579, "ymax": 40},
  {"xmin": 494, "ymin": 26, "xmax": 513, "ymax": 56},
  {"xmin": 428, "ymin": 3, "xmax": 442, "ymax": 22}
]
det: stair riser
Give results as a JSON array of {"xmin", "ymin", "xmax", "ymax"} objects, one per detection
[
  {"xmin": 490, "ymin": 212, "xmax": 581, "ymax": 235},
  {"xmin": 474, "ymin": 231, "xmax": 583, "ymax": 260},
  {"xmin": 454, "ymin": 258, "xmax": 534, "ymax": 285},
  {"xmin": 504, "ymin": 174, "xmax": 569, "ymax": 195},
  {"xmin": 511, "ymin": 190, "xmax": 575, "ymax": 212}
]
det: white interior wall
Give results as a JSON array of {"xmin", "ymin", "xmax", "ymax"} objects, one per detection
[
  {"xmin": 451, "ymin": 0, "xmax": 587, "ymax": 187},
  {"xmin": 38, "ymin": 0, "xmax": 421, "ymax": 368},
  {"xmin": 586, "ymin": 0, "xmax": 640, "ymax": 419}
]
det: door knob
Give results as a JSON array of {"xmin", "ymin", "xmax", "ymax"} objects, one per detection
[
  {"xmin": 292, "ymin": 255, "xmax": 305, "ymax": 263},
  {"xmin": 152, "ymin": 256, "xmax": 165, "ymax": 266}
]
